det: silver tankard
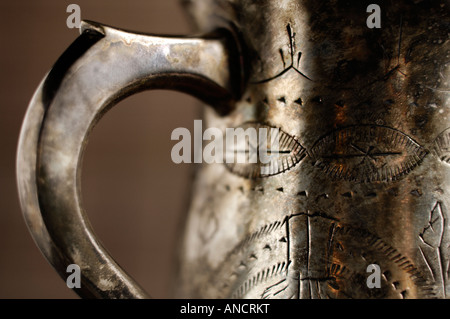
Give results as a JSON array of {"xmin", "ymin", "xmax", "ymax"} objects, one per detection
[{"xmin": 17, "ymin": 0, "xmax": 450, "ymax": 298}]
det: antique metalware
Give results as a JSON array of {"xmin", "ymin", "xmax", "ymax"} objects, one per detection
[{"xmin": 17, "ymin": 0, "xmax": 449, "ymax": 298}]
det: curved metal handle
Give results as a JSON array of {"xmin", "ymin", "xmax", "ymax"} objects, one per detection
[{"xmin": 16, "ymin": 20, "xmax": 239, "ymax": 298}]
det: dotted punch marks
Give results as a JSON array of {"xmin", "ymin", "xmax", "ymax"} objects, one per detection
[
  {"xmin": 224, "ymin": 123, "xmax": 306, "ymax": 179},
  {"xmin": 309, "ymin": 125, "xmax": 429, "ymax": 182}
]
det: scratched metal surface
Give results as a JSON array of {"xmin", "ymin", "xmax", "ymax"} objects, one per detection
[{"xmin": 176, "ymin": 0, "xmax": 450, "ymax": 298}]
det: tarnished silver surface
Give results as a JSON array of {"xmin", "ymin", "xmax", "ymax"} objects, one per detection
[
  {"xmin": 17, "ymin": 20, "xmax": 237, "ymax": 298},
  {"xmin": 177, "ymin": 0, "xmax": 450, "ymax": 299},
  {"xmin": 17, "ymin": 0, "xmax": 450, "ymax": 298}
]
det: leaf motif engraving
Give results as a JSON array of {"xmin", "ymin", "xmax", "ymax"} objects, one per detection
[
  {"xmin": 310, "ymin": 125, "xmax": 428, "ymax": 182},
  {"xmin": 418, "ymin": 202, "xmax": 449, "ymax": 298},
  {"xmin": 224, "ymin": 123, "xmax": 306, "ymax": 179},
  {"xmin": 433, "ymin": 127, "xmax": 450, "ymax": 163},
  {"xmin": 420, "ymin": 202, "xmax": 444, "ymax": 248}
]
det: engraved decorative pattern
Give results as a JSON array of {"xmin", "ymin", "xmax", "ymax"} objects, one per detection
[
  {"xmin": 309, "ymin": 125, "xmax": 429, "ymax": 182},
  {"xmin": 224, "ymin": 123, "xmax": 307, "ymax": 178}
]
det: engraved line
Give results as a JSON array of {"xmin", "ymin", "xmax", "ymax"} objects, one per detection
[
  {"xmin": 326, "ymin": 223, "xmax": 337, "ymax": 276},
  {"xmin": 397, "ymin": 14, "xmax": 404, "ymax": 65},
  {"xmin": 306, "ymin": 215, "xmax": 311, "ymax": 277},
  {"xmin": 285, "ymin": 216, "xmax": 291, "ymax": 272},
  {"xmin": 233, "ymin": 261, "xmax": 288, "ymax": 298},
  {"xmin": 418, "ymin": 245, "xmax": 435, "ymax": 281},
  {"xmin": 437, "ymin": 248, "xmax": 446, "ymax": 298},
  {"xmin": 252, "ymin": 24, "xmax": 313, "ymax": 84},
  {"xmin": 321, "ymin": 151, "xmax": 403, "ymax": 159},
  {"xmin": 309, "ymin": 279, "xmax": 313, "ymax": 299},
  {"xmin": 288, "ymin": 211, "xmax": 339, "ymax": 222}
]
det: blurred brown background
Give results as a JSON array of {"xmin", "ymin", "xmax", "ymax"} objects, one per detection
[{"xmin": 0, "ymin": 0, "xmax": 200, "ymax": 298}]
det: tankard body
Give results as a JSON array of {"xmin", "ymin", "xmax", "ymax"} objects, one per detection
[
  {"xmin": 176, "ymin": 0, "xmax": 450, "ymax": 299},
  {"xmin": 17, "ymin": 0, "xmax": 450, "ymax": 298}
]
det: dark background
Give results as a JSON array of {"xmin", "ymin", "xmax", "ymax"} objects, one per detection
[{"xmin": 0, "ymin": 0, "xmax": 200, "ymax": 298}]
